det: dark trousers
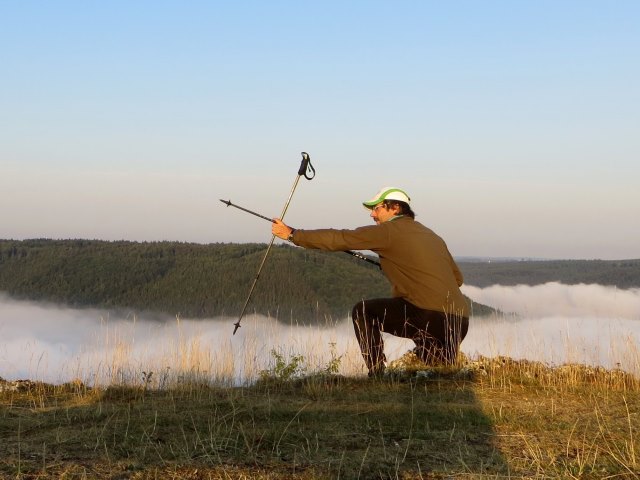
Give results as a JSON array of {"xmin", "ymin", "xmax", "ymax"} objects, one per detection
[{"xmin": 351, "ymin": 297, "xmax": 469, "ymax": 373}]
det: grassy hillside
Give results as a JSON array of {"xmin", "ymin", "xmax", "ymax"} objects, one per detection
[
  {"xmin": 0, "ymin": 239, "xmax": 493, "ymax": 321},
  {"xmin": 1, "ymin": 357, "xmax": 638, "ymax": 479}
]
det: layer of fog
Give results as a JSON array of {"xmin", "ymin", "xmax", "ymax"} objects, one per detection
[
  {"xmin": 461, "ymin": 283, "xmax": 640, "ymax": 373},
  {"xmin": 0, "ymin": 297, "xmax": 372, "ymax": 386},
  {"xmin": 1, "ymin": 282, "xmax": 639, "ymax": 385}
]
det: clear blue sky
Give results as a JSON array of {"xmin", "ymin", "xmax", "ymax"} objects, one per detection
[{"xmin": 2, "ymin": 1, "xmax": 638, "ymax": 259}]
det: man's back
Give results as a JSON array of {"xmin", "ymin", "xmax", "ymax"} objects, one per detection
[{"xmin": 376, "ymin": 217, "xmax": 468, "ymax": 317}]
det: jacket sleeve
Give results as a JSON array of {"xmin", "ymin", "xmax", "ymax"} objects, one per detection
[{"xmin": 292, "ymin": 225, "xmax": 390, "ymax": 252}]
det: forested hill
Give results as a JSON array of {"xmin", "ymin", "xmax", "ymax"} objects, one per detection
[
  {"xmin": 458, "ymin": 258, "xmax": 640, "ymax": 289},
  {"xmin": 0, "ymin": 239, "xmax": 494, "ymax": 322},
  {"xmin": 4, "ymin": 240, "xmax": 635, "ymax": 322}
]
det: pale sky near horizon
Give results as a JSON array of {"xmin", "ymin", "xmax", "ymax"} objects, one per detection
[{"xmin": 2, "ymin": 2, "xmax": 639, "ymax": 260}]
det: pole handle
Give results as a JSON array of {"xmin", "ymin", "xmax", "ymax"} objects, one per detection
[{"xmin": 298, "ymin": 152, "xmax": 315, "ymax": 179}]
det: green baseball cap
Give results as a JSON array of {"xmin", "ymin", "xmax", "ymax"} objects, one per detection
[{"xmin": 362, "ymin": 187, "xmax": 411, "ymax": 209}]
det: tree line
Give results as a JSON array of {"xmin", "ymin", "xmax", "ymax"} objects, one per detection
[
  {"xmin": 3, "ymin": 240, "xmax": 636, "ymax": 322},
  {"xmin": 0, "ymin": 239, "xmax": 496, "ymax": 322}
]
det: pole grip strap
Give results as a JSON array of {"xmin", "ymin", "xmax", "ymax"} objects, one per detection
[{"xmin": 298, "ymin": 152, "xmax": 315, "ymax": 180}]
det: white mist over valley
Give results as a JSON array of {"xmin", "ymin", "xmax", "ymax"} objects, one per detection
[{"xmin": 1, "ymin": 282, "xmax": 639, "ymax": 386}]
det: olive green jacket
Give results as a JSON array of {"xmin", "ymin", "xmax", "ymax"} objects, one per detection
[{"xmin": 291, "ymin": 216, "xmax": 469, "ymax": 318}]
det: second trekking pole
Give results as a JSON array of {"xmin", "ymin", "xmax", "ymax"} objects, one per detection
[{"xmin": 232, "ymin": 152, "xmax": 315, "ymax": 335}]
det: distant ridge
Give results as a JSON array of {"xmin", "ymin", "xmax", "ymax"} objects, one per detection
[
  {"xmin": 458, "ymin": 258, "xmax": 640, "ymax": 289},
  {"xmin": 457, "ymin": 256, "xmax": 550, "ymax": 263}
]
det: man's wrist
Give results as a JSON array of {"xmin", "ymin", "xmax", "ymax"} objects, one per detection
[{"xmin": 287, "ymin": 229, "xmax": 296, "ymax": 242}]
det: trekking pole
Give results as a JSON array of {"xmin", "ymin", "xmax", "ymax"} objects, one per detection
[
  {"xmin": 232, "ymin": 152, "xmax": 315, "ymax": 335},
  {"xmin": 219, "ymin": 198, "xmax": 381, "ymax": 268}
]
